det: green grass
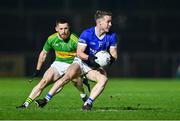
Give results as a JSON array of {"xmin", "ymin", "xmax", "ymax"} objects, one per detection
[{"xmin": 0, "ymin": 77, "xmax": 180, "ymax": 120}]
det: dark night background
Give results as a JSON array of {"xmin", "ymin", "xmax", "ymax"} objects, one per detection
[{"xmin": 0, "ymin": 0, "xmax": 180, "ymax": 77}]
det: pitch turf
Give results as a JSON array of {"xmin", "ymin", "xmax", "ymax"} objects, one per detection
[{"xmin": 0, "ymin": 77, "xmax": 180, "ymax": 120}]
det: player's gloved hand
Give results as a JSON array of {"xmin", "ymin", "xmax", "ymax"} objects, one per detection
[
  {"xmin": 31, "ymin": 69, "xmax": 40, "ymax": 78},
  {"xmin": 29, "ymin": 69, "xmax": 40, "ymax": 82},
  {"xmin": 110, "ymin": 55, "xmax": 116, "ymax": 65},
  {"xmin": 88, "ymin": 55, "xmax": 100, "ymax": 68}
]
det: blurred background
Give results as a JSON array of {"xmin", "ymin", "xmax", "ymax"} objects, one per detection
[{"xmin": 0, "ymin": 0, "xmax": 180, "ymax": 78}]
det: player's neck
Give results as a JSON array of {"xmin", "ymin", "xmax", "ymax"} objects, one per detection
[{"xmin": 95, "ymin": 26, "xmax": 105, "ymax": 38}]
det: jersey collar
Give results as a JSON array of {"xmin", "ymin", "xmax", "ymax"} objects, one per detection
[{"xmin": 95, "ymin": 27, "xmax": 106, "ymax": 40}]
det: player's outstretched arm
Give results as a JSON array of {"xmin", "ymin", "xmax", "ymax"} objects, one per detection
[{"xmin": 29, "ymin": 50, "xmax": 49, "ymax": 82}]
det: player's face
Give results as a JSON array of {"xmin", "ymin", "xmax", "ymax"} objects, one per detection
[
  {"xmin": 55, "ymin": 23, "xmax": 70, "ymax": 40},
  {"xmin": 99, "ymin": 15, "xmax": 112, "ymax": 32}
]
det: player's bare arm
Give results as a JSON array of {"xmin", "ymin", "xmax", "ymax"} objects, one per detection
[
  {"xmin": 36, "ymin": 50, "xmax": 49, "ymax": 70},
  {"xmin": 109, "ymin": 47, "xmax": 118, "ymax": 60},
  {"xmin": 76, "ymin": 44, "xmax": 88, "ymax": 60}
]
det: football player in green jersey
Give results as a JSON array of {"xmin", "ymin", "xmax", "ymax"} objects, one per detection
[{"xmin": 16, "ymin": 18, "xmax": 88, "ymax": 108}]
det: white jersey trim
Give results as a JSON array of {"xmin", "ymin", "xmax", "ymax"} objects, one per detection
[
  {"xmin": 78, "ymin": 42, "xmax": 87, "ymax": 46},
  {"xmin": 110, "ymin": 45, "xmax": 117, "ymax": 48}
]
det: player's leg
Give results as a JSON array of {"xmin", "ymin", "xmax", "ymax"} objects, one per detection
[
  {"xmin": 16, "ymin": 67, "xmax": 60, "ymax": 108},
  {"xmin": 71, "ymin": 77, "xmax": 88, "ymax": 102},
  {"xmin": 29, "ymin": 67, "xmax": 60, "ymax": 99},
  {"xmin": 82, "ymin": 69, "xmax": 108, "ymax": 110},
  {"xmin": 37, "ymin": 63, "xmax": 81, "ymax": 107}
]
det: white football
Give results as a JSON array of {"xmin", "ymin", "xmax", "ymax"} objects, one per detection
[{"xmin": 95, "ymin": 50, "xmax": 111, "ymax": 67}]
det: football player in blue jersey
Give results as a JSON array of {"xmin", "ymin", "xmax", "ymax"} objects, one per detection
[{"xmin": 35, "ymin": 10, "xmax": 118, "ymax": 110}]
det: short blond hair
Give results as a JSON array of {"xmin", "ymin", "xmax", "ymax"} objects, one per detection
[{"xmin": 94, "ymin": 10, "xmax": 112, "ymax": 21}]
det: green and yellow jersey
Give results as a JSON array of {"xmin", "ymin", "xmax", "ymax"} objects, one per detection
[{"xmin": 43, "ymin": 32, "xmax": 78, "ymax": 64}]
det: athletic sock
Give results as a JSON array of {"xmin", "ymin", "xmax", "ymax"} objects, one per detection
[
  {"xmin": 84, "ymin": 97, "xmax": 93, "ymax": 105},
  {"xmin": 24, "ymin": 97, "xmax": 33, "ymax": 107},
  {"xmin": 45, "ymin": 93, "xmax": 53, "ymax": 102}
]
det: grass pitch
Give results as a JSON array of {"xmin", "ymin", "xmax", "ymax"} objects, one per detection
[{"xmin": 0, "ymin": 77, "xmax": 180, "ymax": 120}]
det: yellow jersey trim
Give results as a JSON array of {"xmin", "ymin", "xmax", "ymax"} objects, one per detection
[{"xmin": 55, "ymin": 51, "xmax": 76, "ymax": 58}]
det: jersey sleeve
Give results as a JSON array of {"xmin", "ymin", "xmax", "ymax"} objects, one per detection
[
  {"xmin": 110, "ymin": 33, "xmax": 118, "ymax": 48},
  {"xmin": 43, "ymin": 38, "xmax": 53, "ymax": 52},
  {"xmin": 78, "ymin": 30, "xmax": 88, "ymax": 45}
]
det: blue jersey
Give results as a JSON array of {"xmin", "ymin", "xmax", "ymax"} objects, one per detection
[{"xmin": 78, "ymin": 26, "xmax": 117, "ymax": 56}]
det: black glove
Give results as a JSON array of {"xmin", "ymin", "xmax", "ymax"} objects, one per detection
[
  {"xmin": 88, "ymin": 55, "xmax": 100, "ymax": 68},
  {"xmin": 110, "ymin": 55, "xmax": 116, "ymax": 65},
  {"xmin": 31, "ymin": 69, "xmax": 40, "ymax": 78}
]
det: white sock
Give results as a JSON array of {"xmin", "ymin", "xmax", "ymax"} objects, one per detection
[
  {"xmin": 23, "ymin": 102, "xmax": 29, "ymax": 107},
  {"xmin": 45, "ymin": 93, "xmax": 53, "ymax": 102},
  {"xmin": 84, "ymin": 97, "xmax": 93, "ymax": 105}
]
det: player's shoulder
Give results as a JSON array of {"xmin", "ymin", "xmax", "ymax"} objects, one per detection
[
  {"xmin": 82, "ymin": 26, "xmax": 95, "ymax": 35},
  {"xmin": 106, "ymin": 31, "xmax": 118, "ymax": 40},
  {"xmin": 70, "ymin": 33, "xmax": 79, "ymax": 40},
  {"xmin": 70, "ymin": 32, "xmax": 79, "ymax": 42},
  {"xmin": 47, "ymin": 33, "xmax": 58, "ymax": 41}
]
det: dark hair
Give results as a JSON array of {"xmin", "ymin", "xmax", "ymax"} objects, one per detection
[
  {"xmin": 94, "ymin": 10, "xmax": 112, "ymax": 21},
  {"xmin": 56, "ymin": 17, "xmax": 71, "ymax": 26}
]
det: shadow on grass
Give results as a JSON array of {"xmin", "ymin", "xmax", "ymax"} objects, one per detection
[{"xmin": 94, "ymin": 105, "xmax": 161, "ymax": 112}]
